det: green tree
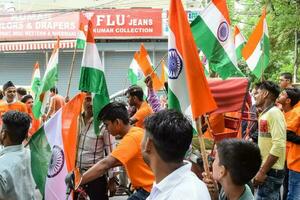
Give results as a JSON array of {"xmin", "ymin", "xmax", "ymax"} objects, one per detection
[{"xmin": 230, "ymin": 0, "xmax": 300, "ymax": 83}]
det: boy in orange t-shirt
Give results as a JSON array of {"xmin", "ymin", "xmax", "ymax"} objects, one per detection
[
  {"xmin": 126, "ymin": 85, "xmax": 153, "ymax": 128},
  {"xmin": 277, "ymin": 88, "xmax": 300, "ymax": 199},
  {"xmin": 68, "ymin": 102, "xmax": 154, "ymax": 200},
  {"xmin": 0, "ymin": 81, "xmax": 28, "ymax": 119}
]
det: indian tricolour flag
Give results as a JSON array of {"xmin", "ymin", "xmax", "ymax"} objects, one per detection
[
  {"xmin": 128, "ymin": 52, "xmax": 145, "ymax": 85},
  {"xmin": 29, "ymin": 93, "xmax": 85, "ymax": 199},
  {"xmin": 128, "ymin": 52, "xmax": 147, "ymax": 95},
  {"xmin": 30, "ymin": 61, "xmax": 41, "ymax": 97},
  {"xmin": 32, "ymin": 38, "xmax": 59, "ymax": 119},
  {"xmin": 137, "ymin": 44, "xmax": 164, "ymax": 91},
  {"xmin": 78, "ymin": 20, "xmax": 109, "ymax": 134},
  {"xmin": 242, "ymin": 8, "xmax": 269, "ymax": 78},
  {"xmin": 76, "ymin": 22, "xmax": 86, "ymax": 49},
  {"xmin": 234, "ymin": 26, "xmax": 247, "ymax": 61},
  {"xmin": 168, "ymin": 0, "xmax": 217, "ymax": 120},
  {"xmin": 191, "ymin": 0, "xmax": 244, "ymax": 79}
]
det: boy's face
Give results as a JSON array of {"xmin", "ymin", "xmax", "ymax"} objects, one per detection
[
  {"xmin": 212, "ymin": 151, "xmax": 225, "ymax": 182},
  {"xmin": 25, "ymin": 98, "xmax": 34, "ymax": 109},
  {"xmin": 276, "ymin": 91, "xmax": 289, "ymax": 106},
  {"xmin": 103, "ymin": 120, "xmax": 119, "ymax": 137},
  {"xmin": 4, "ymin": 87, "xmax": 16, "ymax": 102}
]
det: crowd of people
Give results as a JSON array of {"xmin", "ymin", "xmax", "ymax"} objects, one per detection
[{"xmin": 0, "ymin": 71, "xmax": 299, "ymax": 200}]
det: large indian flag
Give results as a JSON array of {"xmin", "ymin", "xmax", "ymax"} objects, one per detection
[
  {"xmin": 30, "ymin": 61, "xmax": 41, "ymax": 97},
  {"xmin": 32, "ymin": 39, "xmax": 59, "ymax": 119},
  {"xmin": 191, "ymin": 0, "xmax": 244, "ymax": 79},
  {"xmin": 168, "ymin": 0, "xmax": 217, "ymax": 119},
  {"xmin": 78, "ymin": 20, "xmax": 109, "ymax": 134},
  {"xmin": 29, "ymin": 93, "xmax": 85, "ymax": 199},
  {"xmin": 234, "ymin": 25, "xmax": 246, "ymax": 61},
  {"xmin": 242, "ymin": 8, "xmax": 269, "ymax": 78}
]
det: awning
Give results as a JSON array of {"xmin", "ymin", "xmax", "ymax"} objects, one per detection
[{"xmin": 0, "ymin": 40, "xmax": 76, "ymax": 52}]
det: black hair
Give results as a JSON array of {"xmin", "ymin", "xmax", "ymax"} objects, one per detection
[
  {"xmin": 16, "ymin": 87, "xmax": 27, "ymax": 96},
  {"xmin": 2, "ymin": 111, "xmax": 31, "ymax": 143},
  {"xmin": 217, "ymin": 139, "xmax": 262, "ymax": 186},
  {"xmin": 144, "ymin": 109, "xmax": 193, "ymax": 163},
  {"xmin": 21, "ymin": 94, "xmax": 33, "ymax": 103},
  {"xmin": 285, "ymin": 88, "xmax": 300, "ymax": 107},
  {"xmin": 259, "ymin": 81, "xmax": 280, "ymax": 100},
  {"xmin": 280, "ymin": 72, "xmax": 292, "ymax": 82},
  {"xmin": 126, "ymin": 85, "xmax": 144, "ymax": 101},
  {"xmin": 98, "ymin": 101, "xmax": 129, "ymax": 124},
  {"xmin": 2, "ymin": 81, "xmax": 15, "ymax": 91},
  {"xmin": 253, "ymin": 82, "xmax": 262, "ymax": 90},
  {"xmin": 50, "ymin": 87, "xmax": 58, "ymax": 94},
  {"xmin": 0, "ymin": 90, "xmax": 3, "ymax": 100}
]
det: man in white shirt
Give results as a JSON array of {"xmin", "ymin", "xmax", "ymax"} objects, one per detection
[
  {"xmin": 0, "ymin": 111, "xmax": 36, "ymax": 200},
  {"xmin": 142, "ymin": 109, "xmax": 211, "ymax": 200}
]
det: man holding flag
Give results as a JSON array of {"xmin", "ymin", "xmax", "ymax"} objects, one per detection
[{"xmin": 66, "ymin": 102, "xmax": 155, "ymax": 200}]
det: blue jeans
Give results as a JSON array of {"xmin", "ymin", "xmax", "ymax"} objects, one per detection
[
  {"xmin": 287, "ymin": 170, "xmax": 300, "ymax": 200},
  {"xmin": 127, "ymin": 188, "xmax": 150, "ymax": 200},
  {"xmin": 256, "ymin": 169, "xmax": 285, "ymax": 200}
]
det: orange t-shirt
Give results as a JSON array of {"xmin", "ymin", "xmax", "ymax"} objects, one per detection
[
  {"xmin": 133, "ymin": 101, "xmax": 153, "ymax": 128},
  {"xmin": 111, "ymin": 127, "xmax": 154, "ymax": 192},
  {"xmin": 0, "ymin": 101, "xmax": 28, "ymax": 115},
  {"xmin": 0, "ymin": 101, "xmax": 28, "ymax": 126},
  {"xmin": 286, "ymin": 105, "xmax": 300, "ymax": 172}
]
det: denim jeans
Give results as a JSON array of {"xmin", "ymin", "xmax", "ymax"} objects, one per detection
[
  {"xmin": 287, "ymin": 170, "xmax": 300, "ymax": 200},
  {"xmin": 127, "ymin": 188, "xmax": 150, "ymax": 200},
  {"xmin": 256, "ymin": 169, "xmax": 285, "ymax": 200}
]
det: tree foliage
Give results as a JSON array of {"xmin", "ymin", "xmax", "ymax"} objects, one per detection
[{"xmin": 228, "ymin": 0, "xmax": 300, "ymax": 83}]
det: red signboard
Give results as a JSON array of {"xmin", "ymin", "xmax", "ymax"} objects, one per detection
[
  {"xmin": 82, "ymin": 9, "xmax": 162, "ymax": 38},
  {"xmin": 0, "ymin": 9, "xmax": 162, "ymax": 41},
  {"xmin": 0, "ymin": 12, "xmax": 79, "ymax": 41}
]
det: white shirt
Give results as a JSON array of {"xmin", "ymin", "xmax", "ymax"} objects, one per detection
[
  {"xmin": 147, "ymin": 162, "xmax": 211, "ymax": 200},
  {"xmin": 0, "ymin": 145, "xmax": 36, "ymax": 200}
]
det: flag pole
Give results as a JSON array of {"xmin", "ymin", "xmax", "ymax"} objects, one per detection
[
  {"xmin": 149, "ymin": 52, "xmax": 168, "ymax": 76},
  {"xmin": 66, "ymin": 44, "xmax": 77, "ymax": 100},
  {"xmin": 195, "ymin": 117, "xmax": 218, "ymax": 191},
  {"xmin": 195, "ymin": 117, "xmax": 210, "ymax": 175}
]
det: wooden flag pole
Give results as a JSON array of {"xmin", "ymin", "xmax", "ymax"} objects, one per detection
[
  {"xmin": 66, "ymin": 45, "xmax": 77, "ymax": 100},
  {"xmin": 195, "ymin": 117, "xmax": 210, "ymax": 174},
  {"xmin": 149, "ymin": 52, "xmax": 168, "ymax": 76},
  {"xmin": 195, "ymin": 117, "xmax": 218, "ymax": 193}
]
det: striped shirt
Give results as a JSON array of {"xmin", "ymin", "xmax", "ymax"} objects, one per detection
[{"xmin": 76, "ymin": 116, "xmax": 115, "ymax": 171}]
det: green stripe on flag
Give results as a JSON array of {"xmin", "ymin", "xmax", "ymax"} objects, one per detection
[
  {"xmin": 29, "ymin": 127, "xmax": 51, "ymax": 197},
  {"xmin": 128, "ymin": 68, "xmax": 138, "ymax": 85},
  {"xmin": 79, "ymin": 67, "xmax": 108, "ymax": 94},
  {"xmin": 76, "ymin": 39, "xmax": 86, "ymax": 49},
  {"xmin": 168, "ymin": 88, "xmax": 182, "ymax": 113},
  {"xmin": 32, "ymin": 65, "xmax": 58, "ymax": 119},
  {"xmin": 236, "ymin": 44, "xmax": 244, "ymax": 61},
  {"xmin": 191, "ymin": 16, "xmax": 244, "ymax": 79},
  {"xmin": 252, "ymin": 34, "xmax": 270, "ymax": 78}
]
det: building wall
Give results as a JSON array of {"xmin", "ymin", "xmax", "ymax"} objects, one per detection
[{"xmin": 0, "ymin": 41, "xmax": 167, "ymax": 98}]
